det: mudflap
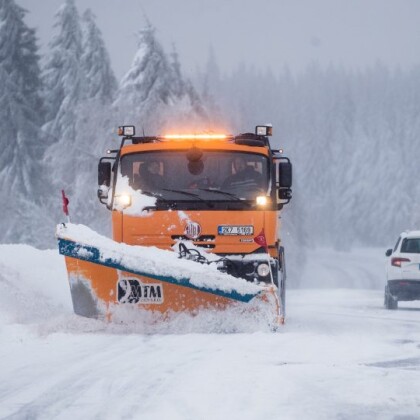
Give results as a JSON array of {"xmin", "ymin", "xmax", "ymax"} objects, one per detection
[
  {"xmin": 277, "ymin": 245, "xmax": 287, "ymax": 324},
  {"xmin": 59, "ymin": 237, "xmax": 282, "ymax": 327}
]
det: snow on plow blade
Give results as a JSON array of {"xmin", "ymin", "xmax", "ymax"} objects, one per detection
[{"xmin": 56, "ymin": 224, "xmax": 281, "ymax": 326}]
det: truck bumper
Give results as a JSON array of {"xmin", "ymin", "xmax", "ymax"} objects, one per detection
[{"xmin": 217, "ymin": 256, "xmax": 279, "ymax": 286}]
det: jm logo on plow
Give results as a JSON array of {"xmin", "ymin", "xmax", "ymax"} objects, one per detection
[{"xmin": 117, "ymin": 279, "xmax": 164, "ymax": 304}]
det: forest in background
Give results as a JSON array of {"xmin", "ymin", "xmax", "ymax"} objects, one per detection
[{"xmin": 1, "ymin": 0, "xmax": 420, "ymax": 261}]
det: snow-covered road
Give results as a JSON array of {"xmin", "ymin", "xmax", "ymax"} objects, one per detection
[{"xmin": 0, "ymin": 245, "xmax": 419, "ymax": 419}]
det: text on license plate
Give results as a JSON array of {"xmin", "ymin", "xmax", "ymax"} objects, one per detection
[{"xmin": 218, "ymin": 225, "xmax": 254, "ymax": 236}]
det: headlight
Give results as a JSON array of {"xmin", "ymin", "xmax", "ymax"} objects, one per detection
[
  {"xmin": 257, "ymin": 263, "xmax": 270, "ymax": 277},
  {"xmin": 256, "ymin": 196, "xmax": 268, "ymax": 206},
  {"xmin": 114, "ymin": 194, "xmax": 132, "ymax": 209}
]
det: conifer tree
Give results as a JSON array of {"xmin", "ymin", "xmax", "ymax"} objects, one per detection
[
  {"xmin": 41, "ymin": 0, "xmax": 94, "ymax": 235},
  {"xmin": 71, "ymin": 8, "xmax": 119, "ymax": 232},
  {"xmin": 81, "ymin": 9, "xmax": 117, "ymax": 102},
  {"xmin": 0, "ymin": 0, "xmax": 45, "ymax": 193},
  {"xmin": 43, "ymin": 0, "xmax": 84, "ymax": 141},
  {"xmin": 114, "ymin": 20, "xmax": 206, "ymax": 131},
  {"xmin": 169, "ymin": 46, "xmax": 206, "ymax": 118},
  {"xmin": 196, "ymin": 47, "xmax": 224, "ymax": 127},
  {"xmin": 114, "ymin": 21, "xmax": 175, "ymax": 121},
  {"xmin": 0, "ymin": 0, "xmax": 50, "ymax": 246}
]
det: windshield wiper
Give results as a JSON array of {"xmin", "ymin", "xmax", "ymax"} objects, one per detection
[
  {"xmin": 161, "ymin": 188, "xmax": 214, "ymax": 207},
  {"xmin": 140, "ymin": 190, "xmax": 176, "ymax": 209},
  {"xmin": 197, "ymin": 188, "xmax": 242, "ymax": 201},
  {"xmin": 141, "ymin": 190, "xmax": 170, "ymax": 202},
  {"xmin": 197, "ymin": 188, "xmax": 251, "ymax": 207}
]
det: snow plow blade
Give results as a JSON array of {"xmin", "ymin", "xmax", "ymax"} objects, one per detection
[{"xmin": 56, "ymin": 224, "xmax": 282, "ymax": 326}]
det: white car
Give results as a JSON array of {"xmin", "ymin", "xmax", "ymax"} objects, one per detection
[{"xmin": 385, "ymin": 230, "xmax": 420, "ymax": 309}]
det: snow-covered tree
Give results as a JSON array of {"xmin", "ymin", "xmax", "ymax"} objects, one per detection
[
  {"xmin": 0, "ymin": 0, "xmax": 51, "ymax": 246},
  {"xmin": 42, "ymin": 0, "xmax": 87, "ymax": 211},
  {"xmin": 41, "ymin": 1, "xmax": 119, "ymax": 235},
  {"xmin": 193, "ymin": 47, "xmax": 225, "ymax": 128},
  {"xmin": 81, "ymin": 9, "xmax": 117, "ymax": 102},
  {"xmin": 0, "ymin": 0, "xmax": 45, "ymax": 192},
  {"xmin": 114, "ymin": 20, "xmax": 207, "ymax": 132},
  {"xmin": 69, "ymin": 9, "xmax": 119, "ymax": 233},
  {"xmin": 42, "ymin": 0, "xmax": 84, "ymax": 142},
  {"xmin": 114, "ymin": 22, "xmax": 172, "ymax": 118},
  {"xmin": 202, "ymin": 46, "xmax": 221, "ymax": 98},
  {"xmin": 78, "ymin": 6, "xmax": 118, "ymax": 165}
]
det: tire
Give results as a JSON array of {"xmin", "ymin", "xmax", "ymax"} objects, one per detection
[{"xmin": 384, "ymin": 285, "xmax": 398, "ymax": 310}]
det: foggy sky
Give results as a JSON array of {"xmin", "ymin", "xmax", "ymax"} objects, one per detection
[{"xmin": 18, "ymin": 0, "xmax": 420, "ymax": 80}]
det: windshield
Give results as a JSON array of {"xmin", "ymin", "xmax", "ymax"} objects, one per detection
[{"xmin": 120, "ymin": 150, "xmax": 269, "ymax": 201}]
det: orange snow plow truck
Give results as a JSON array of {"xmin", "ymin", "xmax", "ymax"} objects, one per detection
[{"xmin": 57, "ymin": 125, "xmax": 292, "ymax": 326}]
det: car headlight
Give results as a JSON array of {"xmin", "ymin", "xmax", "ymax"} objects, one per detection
[
  {"xmin": 114, "ymin": 194, "xmax": 132, "ymax": 209},
  {"xmin": 256, "ymin": 196, "xmax": 268, "ymax": 206},
  {"xmin": 257, "ymin": 263, "xmax": 270, "ymax": 277}
]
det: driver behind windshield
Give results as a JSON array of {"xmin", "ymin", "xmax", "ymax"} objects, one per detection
[
  {"xmin": 222, "ymin": 156, "xmax": 264, "ymax": 190},
  {"xmin": 137, "ymin": 160, "xmax": 164, "ymax": 191}
]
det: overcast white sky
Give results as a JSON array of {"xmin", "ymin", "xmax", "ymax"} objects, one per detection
[{"xmin": 18, "ymin": 0, "xmax": 420, "ymax": 81}]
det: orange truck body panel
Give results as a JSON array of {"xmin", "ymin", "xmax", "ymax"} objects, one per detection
[
  {"xmin": 114, "ymin": 210, "xmax": 279, "ymax": 255},
  {"xmin": 113, "ymin": 139, "xmax": 279, "ymax": 255}
]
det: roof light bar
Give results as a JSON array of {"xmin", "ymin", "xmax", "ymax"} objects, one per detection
[{"xmin": 162, "ymin": 134, "xmax": 230, "ymax": 140}]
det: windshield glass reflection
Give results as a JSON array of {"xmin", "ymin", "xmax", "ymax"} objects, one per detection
[{"xmin": 120, "ymin": 150, "xmax": 269, "ymax": 201}]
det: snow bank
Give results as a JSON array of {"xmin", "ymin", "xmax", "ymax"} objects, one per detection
[{"xmin": 0, "ymin": 244, "xmax": 72, "ymax": 324}]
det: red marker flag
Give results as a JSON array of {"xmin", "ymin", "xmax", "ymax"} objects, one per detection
[
  {"xmin": 254, "ymin": 228, "xmax": 269, "ymax": 253},
  {"xmin": 62, "ymin": 190, "xmax": 69, "ymax": 216}
]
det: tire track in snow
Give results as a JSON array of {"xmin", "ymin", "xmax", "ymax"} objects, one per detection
[{"xmin": 0, "ymin": 334, "xmax": 205, "ymax": 419}]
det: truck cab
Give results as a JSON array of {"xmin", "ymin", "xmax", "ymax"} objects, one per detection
[{"xmin": 98, "ymin": 125, "xmax": 292, "ymax": 287}]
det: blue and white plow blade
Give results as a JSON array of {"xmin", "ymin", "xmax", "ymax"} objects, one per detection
[{"xmin": 56, "ymin": 223, "xmax": 281, "ymax": 325}]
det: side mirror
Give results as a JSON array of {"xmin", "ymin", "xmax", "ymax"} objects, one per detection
[
  {"xmin": 97, "ymin": 185, "xmax": 109, "ymax": 200},
  {"xmin": 278, "ymin": 162, "xmax": 292, "ymax": 188},
  {"xmin": 385, "ymin": 249, "xmax": 392, "ymax": 257},
  {"xmin": 98, "ymin": 161, "xmax": 111, "ymax": 187},
  {"xmin": 279, "ymin": 189, "xmax": 292, "ymax": 200}
]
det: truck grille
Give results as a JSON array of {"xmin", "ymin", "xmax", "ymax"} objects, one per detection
[{"xmin": 171, "ymin": 235, "xmax": 215, "ymax": 248}]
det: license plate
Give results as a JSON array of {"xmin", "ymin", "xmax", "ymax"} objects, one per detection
[{"xmin": 218, "ymin": 225, "xmax": 254, "ymax": 236}]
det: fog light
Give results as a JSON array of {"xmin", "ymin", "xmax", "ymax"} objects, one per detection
[{"xmin": 257, "ymin": 263, "xmax": 270, "ymax": 277}]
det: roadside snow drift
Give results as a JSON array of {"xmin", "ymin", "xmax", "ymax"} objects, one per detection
[{"xmin": 0, "ymin": 244, "xmax": 72, "ymax": 324}]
